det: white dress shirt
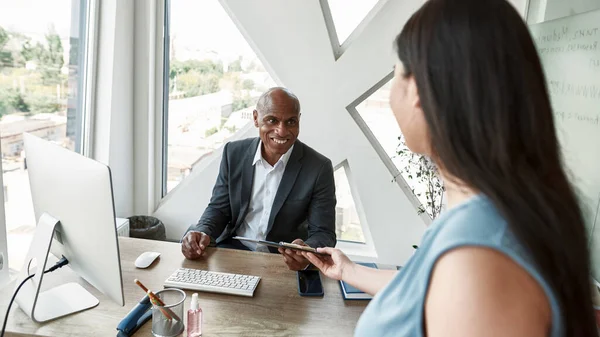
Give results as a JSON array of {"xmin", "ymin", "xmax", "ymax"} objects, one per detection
[{"xmin": 237, "ymin": 141, "xmax": 294, "ymax": 251}]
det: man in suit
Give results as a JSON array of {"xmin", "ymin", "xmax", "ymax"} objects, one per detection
[{"xmin": 181, "ymin": 87, "xmax": 336, "ymax": 270}]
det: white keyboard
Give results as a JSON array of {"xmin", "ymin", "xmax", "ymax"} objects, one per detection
[{"xmin": 164, "ymin": 268, "xmax": 261, "ymax": 297}]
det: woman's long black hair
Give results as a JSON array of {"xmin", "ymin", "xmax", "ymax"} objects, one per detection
[{"xmin": 395, "ymin": 0, "xmax": 596, "ymax": 335}]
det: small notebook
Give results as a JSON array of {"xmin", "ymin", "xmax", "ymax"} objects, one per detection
[{"xmin": 339, "ymin": 262, "xmax": 401, "ymax": 300}]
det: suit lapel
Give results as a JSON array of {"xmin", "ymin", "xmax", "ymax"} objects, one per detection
[
  {"xmin": 267, "ymin": 141, "xmax": 304, "ymax": 234},
  {"xmin": 236, "ymin": 138, "xmax": 260, "ymax": 228}
]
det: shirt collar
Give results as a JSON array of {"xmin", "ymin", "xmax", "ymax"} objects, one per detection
[{"xmin": 252, "ymin": 140, "xmax": 295, "ymax": 168}]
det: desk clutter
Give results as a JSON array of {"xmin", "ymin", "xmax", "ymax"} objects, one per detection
[
  {"xmin": 149, "ymin": 288, "xmax": 185, "ymax": 337},
  {"xmin": 0, "ymin": 238, "xmax": 367, "ymax": 336},
  {"xmin": 119, "ymin": 260, "xmax": 383, "ymax": 336},
  {"xmin": 116, "ymin": 279, "xmax": 200, "ymax": 337}
]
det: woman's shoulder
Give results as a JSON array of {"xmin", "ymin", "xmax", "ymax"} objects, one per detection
[
  {"xmin": 421, "ymin": 194, "xmax": 556, "ymax": 336},
  {"xmin": 427, "ymin": 194, "xmax": 509, "ymax": 249},
  {"xmin": 424, "ymin": 245, "xmax": 552, "ymax": 337}
]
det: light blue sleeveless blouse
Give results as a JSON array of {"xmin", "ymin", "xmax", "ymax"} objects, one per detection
[{"xmin": 354, "ymin": 194, "xmax": 563, "ymax": 337}]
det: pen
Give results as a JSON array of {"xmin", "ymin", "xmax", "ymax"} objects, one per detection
[
  {"xmin": 135, "ymin": 279, "xmax": 181, "ymax": 321},
  {"xmin": 147, "ymin": 290, "xmax": 174, "ymax": 320}
]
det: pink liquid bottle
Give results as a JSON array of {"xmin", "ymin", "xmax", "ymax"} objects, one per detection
[{"xmin": 187, "ymin": 293, "xmax": 202, "ymax": 337}]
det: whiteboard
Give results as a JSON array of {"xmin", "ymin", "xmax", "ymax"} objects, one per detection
[{"xmin": 528, "ymin": 9, "xmax": 600, "ymax": 280}]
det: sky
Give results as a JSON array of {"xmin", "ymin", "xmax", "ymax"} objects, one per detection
[
  {"xmin": 0, "ymin": 0, "xmax": 75, "ymax": 39},
  {"xmin": 170, "ymin": 0, "xmax": 254, "ymax": 58},
  {"xmin": 328, "ymin": 0, "xmax": 380, "ymax": 43}
]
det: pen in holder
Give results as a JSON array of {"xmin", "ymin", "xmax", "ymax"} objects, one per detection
[
  {"xmin": 150, "ymin": 288, "xmax": 185, "ymax": 337},
  {"xmin": 148, "ymin": 290, "xmax": 174, "ymax": 320},
  {"xmin": 135, "ymin": 278, "xmax": 182, "ymax": 321}
]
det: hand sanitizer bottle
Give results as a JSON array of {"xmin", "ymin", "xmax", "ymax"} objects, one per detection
[{"xmin": 187, "ymin": 293, "xmax": 202, "ymax": 337}]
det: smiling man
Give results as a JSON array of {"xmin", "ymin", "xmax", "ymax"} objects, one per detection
[{"xmin": 181, "ymin": 87, "xmax": 337, "ymax": 271}]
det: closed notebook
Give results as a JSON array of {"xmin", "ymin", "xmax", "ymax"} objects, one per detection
[{"xmin": 339, "ymin": 262, "xmax": 400, "ymax": 300}]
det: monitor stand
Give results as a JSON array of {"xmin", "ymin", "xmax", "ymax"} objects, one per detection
[{"xmin": 14, "ymin": 213, "xmax": 99, "ymax": 323}]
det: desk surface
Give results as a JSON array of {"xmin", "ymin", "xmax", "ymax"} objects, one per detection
[{"xmin": 1, "ymin": 237, "xmax": 367, "ymax": 336}]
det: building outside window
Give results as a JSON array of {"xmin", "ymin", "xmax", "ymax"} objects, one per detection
[
  {"xmin": 0, "ymin": 0, "xmax": 90, "ymax": 271},
  {"xmin": 163, "ymin": 0, "xmax": 276, "ymax": 194}
]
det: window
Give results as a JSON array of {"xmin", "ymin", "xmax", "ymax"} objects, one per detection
[
  {"xmin": 353, "ymin": 78, "xmax": 443, "ymax": 219},
  {"xmin": 163, "ymin": 0, "xmax": 276, "ymax": 194},
  {"xmin": 334, "ymin": 163, "xmax": 365, "ymax": 243},
  {"xmin": 0, "ymin": 0, "xmax": 90, "ymax": 271},
  {"xmin": 327, "ymin": 0, "xmax": 380, "ymax": 45}
]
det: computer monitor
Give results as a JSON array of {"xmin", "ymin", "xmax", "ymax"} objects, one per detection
[{"xmin": 14, "ymin": 133, "xmax": 124, "ymax": 323}]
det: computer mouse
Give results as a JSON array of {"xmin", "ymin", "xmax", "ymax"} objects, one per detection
[{"xmin": 135, "ymin": 251, "xmax": 161, "ymax": 269}]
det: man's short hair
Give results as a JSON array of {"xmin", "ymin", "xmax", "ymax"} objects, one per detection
[{"xmin": 256, "ymin": 87, "xmax": 301, "ymax": 116}]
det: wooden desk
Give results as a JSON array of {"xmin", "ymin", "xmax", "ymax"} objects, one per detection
[{"xmin": 1, "ymin": 237, "xmax": 367, "ymax": 336}]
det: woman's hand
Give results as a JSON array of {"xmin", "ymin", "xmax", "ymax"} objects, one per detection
[{"xmin": 302, "ymin": 247, "xmax": 354, "ymax": 281}]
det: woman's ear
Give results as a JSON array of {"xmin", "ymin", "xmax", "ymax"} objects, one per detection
[{"xmin": 407, "ymin": 76, "xmax": 421, "ymax": 110}]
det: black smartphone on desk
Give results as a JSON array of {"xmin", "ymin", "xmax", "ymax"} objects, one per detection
[{"xmin": 297, "ymin": 270, "xmax": 324, "ymax": 297}]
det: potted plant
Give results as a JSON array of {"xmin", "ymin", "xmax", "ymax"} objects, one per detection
[{"xmin": 395, "ymin": 135, "xmax": 445, "ymax": 219}]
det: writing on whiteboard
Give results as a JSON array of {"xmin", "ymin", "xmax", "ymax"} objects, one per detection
[
  {"xmin": 554, "ymin": 110, "xmax": 600, "ymax": 126},
  {"xmin": 571, "ymin": 27, "xmax": 599, "ymax": 40},
  {"xmin": 548, "ymin": 80, "xmax": 600, "ymax": 99},
  {"xmin": 538, "ymin": 41, "xmax": 599, "ymax": 55},
  {"xmin": 532, "ymin": 26, "xmax": 569, "ymax": 44},
  {"xmin": 532, "ymin": 25, "xmax": 599, "ymax": 45}
]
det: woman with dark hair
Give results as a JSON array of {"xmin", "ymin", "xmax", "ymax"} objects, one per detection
[{"xmin": 301, "ymin": 0, "xmax": 597, "ymax": 335}]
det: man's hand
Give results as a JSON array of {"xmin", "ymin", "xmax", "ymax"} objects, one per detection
[
  {"xmin": 181, "ymin": 231, "xmax": 211, "ymax": 260},
  {"xmin": 278, "ymin": 238, "xmax": 311, "ymax": 271}
]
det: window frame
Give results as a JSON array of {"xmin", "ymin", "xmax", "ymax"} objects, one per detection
[
  {"xmin": 331, "ymin": 160, "xmax": 378, "ymax": 259},
  {"xmin": 333, "ymin": 160, "xmax": 372, "ymax": 245},
  {"xmin": 319, "ymin": 0, "xmax": 391, "ymax": 60},
  {"xmin": 81, "ymin": 0, "xmax": 100, "ymax": 157},
  {"xmin": 346, "ymin": 72, "xmax": 432, "ymax": 226},
  {"xmin": 160, "ymin": 0, "xmax": 171, "ymax": 198}
]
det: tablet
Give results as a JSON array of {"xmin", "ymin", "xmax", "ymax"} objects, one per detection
[{"xmin": 232, "ymin": 236, "xmax": 328, "ymax": 255}]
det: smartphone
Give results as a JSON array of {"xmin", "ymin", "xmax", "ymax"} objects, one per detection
[{"xmin": 297, "ymin": 270, "xmax": 324, "ymax": 297}]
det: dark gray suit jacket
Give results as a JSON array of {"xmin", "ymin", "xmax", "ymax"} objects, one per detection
[{"xmin": 187, "ymin": 137, "xmax": 337, "ymax": 250}]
